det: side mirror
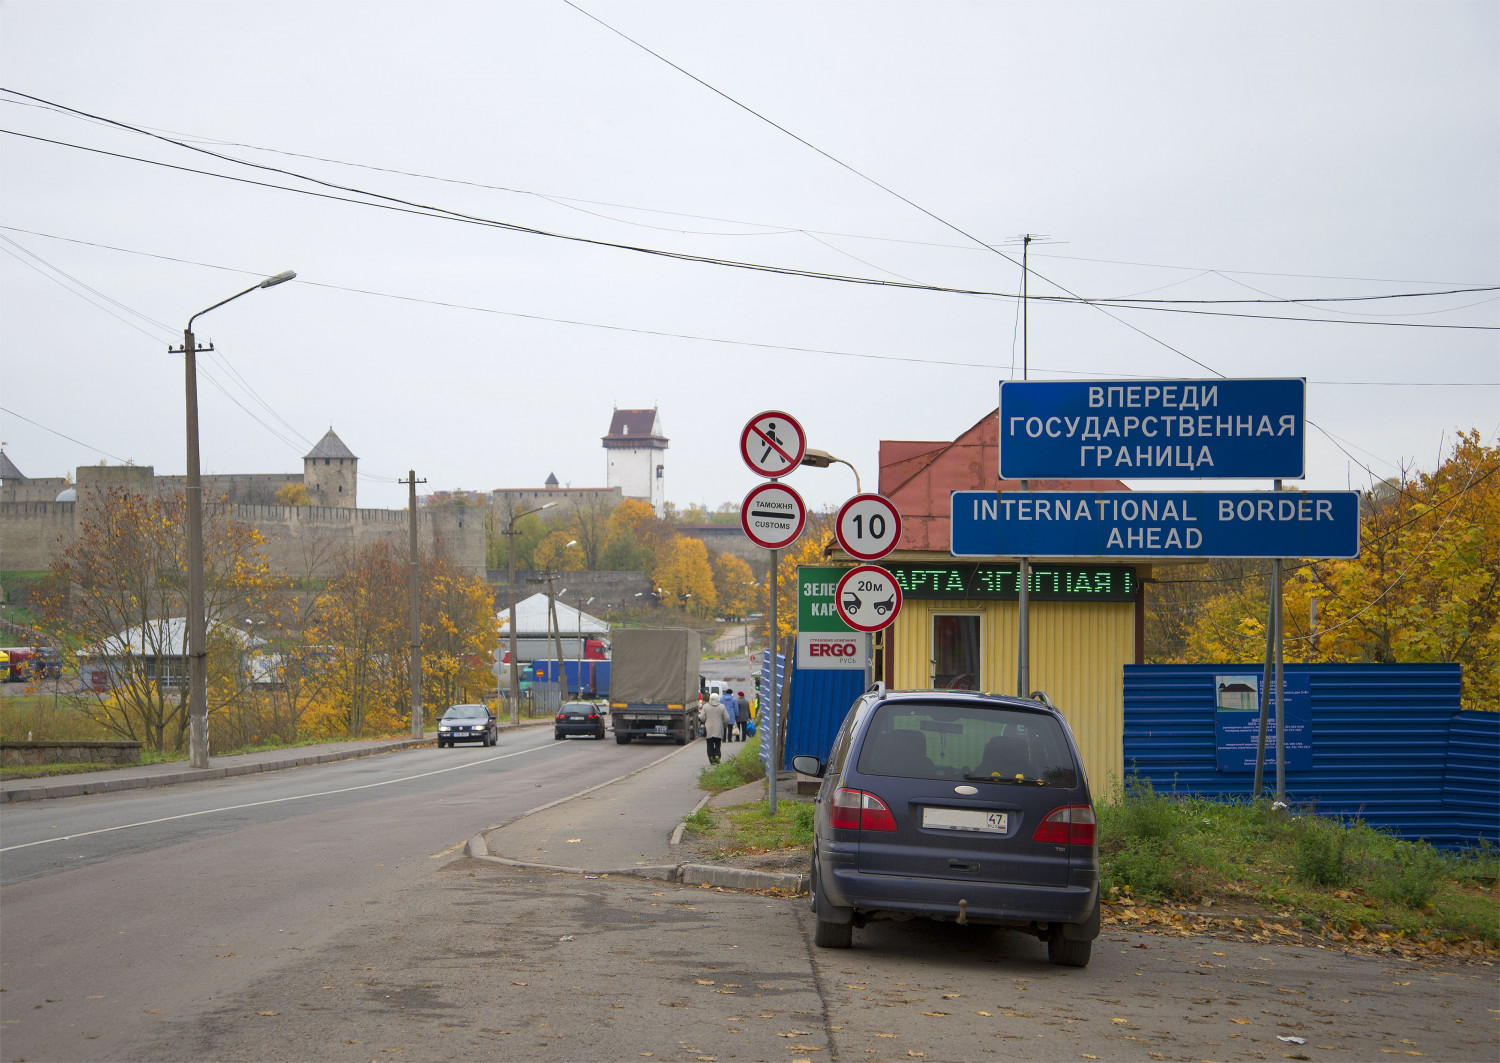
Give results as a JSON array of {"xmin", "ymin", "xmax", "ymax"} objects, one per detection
[{"xmin": 791, "ymin": 754, "xmax": 825, "ymax": 778}]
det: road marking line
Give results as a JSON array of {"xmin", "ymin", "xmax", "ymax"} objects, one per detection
[
  {"xmin": 430, "ymin": 840, "xmax": 468, "ymax": 859},
  {"xmin": 0, "ymin": 742, "xmax": 554, "ymax": 853}
]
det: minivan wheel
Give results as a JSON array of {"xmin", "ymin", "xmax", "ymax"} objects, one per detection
[
  {"xmin": 810, "ymin": 858, "xmax": 854, "ymax": 949},
  {"xmin": 814, "ymin": 916, "xmax": 853, "ymax": 949},
  {"xmin": 1047, "ymin": 934, "xmax": 1092, "ymax": 968}
]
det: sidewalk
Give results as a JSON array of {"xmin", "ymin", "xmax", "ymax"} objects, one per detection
[
  {"xmin": 470, "ymin": 745, "xmax": 810, "ymax": 893},
  {"xmin": 0, "ymin": 721, "xmax": 550, "ymax": 803}
]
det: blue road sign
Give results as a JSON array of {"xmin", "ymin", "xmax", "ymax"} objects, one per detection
[
  {"xmin": 998, "ymin": 378, "xmax": 1306, "ymax": 479},
  {"xmin": 951, "ymin": 490, "xmax": 1360, "ymax": 559}
]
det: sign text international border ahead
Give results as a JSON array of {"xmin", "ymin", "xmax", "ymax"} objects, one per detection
[
  {"xmin": 998, "ymin": 378, "xmax": 1306, "ymax": 480},
  {"xmin": 951, "ymin": 490, "xmax": 1360, "ymax": 559}
]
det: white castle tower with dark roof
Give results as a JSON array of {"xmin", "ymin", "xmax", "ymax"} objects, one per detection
[
  {"xmin": 304, "ymin": 428, "xmax": 357, "ymax": 508},
  {"xmin": 602, "ymin": 407, "xmax": 667, "ymax": 515}
]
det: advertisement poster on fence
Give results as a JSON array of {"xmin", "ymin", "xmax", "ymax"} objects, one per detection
[{"xmin": 1214, "ymin": 672, "xmax": 1313, "ymax": 772}]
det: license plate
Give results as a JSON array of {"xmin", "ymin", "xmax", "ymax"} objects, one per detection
[{"xmin": 922, "ymin": 807, "xmax": 1008, "ymax": 833}]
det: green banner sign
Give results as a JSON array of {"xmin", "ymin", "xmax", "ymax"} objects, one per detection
[{"xmin": 798, "ymin": 566, "xmax": 854, "ymax": 632}]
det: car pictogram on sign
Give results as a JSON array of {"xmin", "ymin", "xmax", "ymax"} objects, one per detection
[{"xmin": 834, "ymin": 565, "xmax": 903, "ymax": 632}]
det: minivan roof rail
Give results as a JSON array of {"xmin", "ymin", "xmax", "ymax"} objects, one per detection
[{"xmin": 1029, "ymin": 690, "xmax": 1056, "ymax": 709}]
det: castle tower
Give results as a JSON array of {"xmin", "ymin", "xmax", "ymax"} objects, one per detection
[
  {"xmin": 304, "ymin": 429, "xmax": 357, "ymax": 508},
  {"xmin": 602, "ymin": 408, "xmax": 667, "ymax": 515}
]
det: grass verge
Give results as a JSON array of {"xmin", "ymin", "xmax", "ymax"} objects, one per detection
[
  {"xmin": 1099, "ymin": 776, "xmax": 1499, "ymax": 951},
  {"xmin": 681, "ymin": 800, "xmax": 815, "ymax": 861},
  {"xmin": 697, "ymin": 735, "xmax": 767, "ymax": 794}
]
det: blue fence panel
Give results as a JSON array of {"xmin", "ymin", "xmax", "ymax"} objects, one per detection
[
  {"xmin": 783, "ymin": 668, "xmax": 867, "ymax": 771},
  {"xmin": 758, "ymin": 649, "xmax": 787, "ymax": 776},
  {"xmin": 1442, "ymin": 711, "xmax": 1500, "ymax": 849},
  {"xmin": 1123, "ymin": 663, "xmax": 1493, "ymax": 848}
]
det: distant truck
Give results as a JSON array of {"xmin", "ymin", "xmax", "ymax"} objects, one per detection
[
  {"xmin": 609, "ymin": 629, "xmax": 701, "ymax": 745},
  {"xmin": 531, "ymin": 658, "xmax": 612, "ymax": 698}
]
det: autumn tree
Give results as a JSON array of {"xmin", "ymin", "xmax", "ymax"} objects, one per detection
[
  {"xmin": 1165, "ymin": 431, "xmax": 1498, "ymax": 710},
  {"xmin": 273, "ymin": 482, "xmax": 311, "ymax": 506},
  {"xmin": 485, "ymin": 504, "xmax": 551, "ymax": 571},
  {"xmin": 419, "ymin": 553, "xmax": 497, "ymax": 709},
  {"xmin": 761, "ymin": 511, "xmax": 836, "ymax": 644},
  {"xmin": 567, "ymin": 492, "xmax": 616, "ymax": 569},
  {"xmin": 712, "ymin": 552, "xmax": 757, "ymax": 617},
  {"xmin": 304, "ymin": 540, "xmax": 407, "ymax": 738},
  {"xmin": 654, "ymin": 536, "xmax": 717, "ymax": 613},
  {"xmin": 535, "ymin": 530, "xmax": 585, "ymax": 571},
  {"xmin": 600, "ymin": 498, "xmax": 671, "ymax": 572},
  {"xmin": 41, "ymin": 487, "xmax": 283, "ymax": 752}
]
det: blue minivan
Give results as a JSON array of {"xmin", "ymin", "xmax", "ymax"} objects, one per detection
[{"xmin": 793, "ymin": 685, "xmax": 1099, "ymax": 966}]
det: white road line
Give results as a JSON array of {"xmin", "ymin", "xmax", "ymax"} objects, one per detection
[{"xmin": 0, "ymin": 743, "xmax": 552, "ymax": 853}]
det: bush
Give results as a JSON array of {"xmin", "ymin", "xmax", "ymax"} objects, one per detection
[
  {"xmin": 1108, "ymin": 775, "xmax": 1180, "ymax": 844},
  {"xmin": 1293, "ymin": 817, "xmax": 1349, "ymax": 887},
  {"xmin": 1372, "ymin": 841, "xmax": 1446, "ymax": 909}
]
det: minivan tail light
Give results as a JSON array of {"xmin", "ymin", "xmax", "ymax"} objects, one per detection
[
  {"xmin": 830, "ymin": 786, "xmax": 897, "ymax": 832},
  {"xmin": 1032, "ymin": 805, "xmax": 1097, "ymax": 846}
]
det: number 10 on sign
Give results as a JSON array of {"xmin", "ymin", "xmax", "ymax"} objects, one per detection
[{"xmin": 836, "ymin": 493, "xmax": 902, "ymax": 562}]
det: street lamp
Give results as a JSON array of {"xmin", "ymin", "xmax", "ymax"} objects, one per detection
[
  {"xmin": 800, "ymin": 448, "xmax": 861, "ymax": 493},
  {"xmin": 505, "ymin": 501, "xmax": 555, "ymax": 726},
  {"xmin": 178, "ymin": 269, "xmax": 296, "ymax": 769}
]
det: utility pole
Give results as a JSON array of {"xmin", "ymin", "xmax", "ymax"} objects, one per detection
[
  {"xmin": 172, "ymin": 269, "xmax": 295, "ymax": 770},
  {"xmin": 1017, "ymin": 233, "xmax": 1034, "ymax": 697},
  {"xmin": 402, "ymin": 471, "xmax": 427, "ymax": 739}
]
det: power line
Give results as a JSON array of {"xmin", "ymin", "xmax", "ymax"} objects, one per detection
[
  {"xmin": 5, "ymin": 224, "xmax": 1497, "ymax": 388},
  {"xmin": 7, "ymin": 129, "xmax": 1490, "ymax": 332},
  {"xmin": 0, "ymin": 406, "xmax": 135, "ymax": 465},
  {"xmin": 7, "ymin": 94, "xmax": 1492, "ymax": 289}
]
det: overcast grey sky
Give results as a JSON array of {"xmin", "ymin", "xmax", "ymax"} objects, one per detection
[{"xmin": 2, "ymin": 0, "xmax": 1495, "ymax": 516}]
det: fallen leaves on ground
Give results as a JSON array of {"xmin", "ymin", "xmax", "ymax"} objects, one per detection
[{"xmin": 1102, "ymin": 895, "xmax": 1496, "ymax": 961}]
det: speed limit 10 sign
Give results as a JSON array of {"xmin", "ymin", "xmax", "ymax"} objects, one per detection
[{"xmin": 835, "ymin": 493, "xmax": 902, "ymax": 561}]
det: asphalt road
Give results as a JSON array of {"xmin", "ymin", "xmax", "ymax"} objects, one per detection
[
  {"xmin": 3, "ymin": 723, "xmax": 1496, "ymax": 1062},
  {"xmin": 0, "ymin": 728, "xmax": 675, "ymax": 1062}
]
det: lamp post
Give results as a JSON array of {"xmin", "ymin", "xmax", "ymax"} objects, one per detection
[
  {"xmin": 800, "ymin": 448, "xmax": 861, "ymax": 493},
  {"xmin": 177, "ymin": 270, "xmax": 295, "ymax": 769},
  {"xmin": 504, "ymin": 501, "xmax": 555, "ymax": 726}
]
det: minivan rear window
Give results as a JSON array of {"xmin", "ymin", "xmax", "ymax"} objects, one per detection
[{"xmin": 855, "ymin": 701, "xmax": 1078, "ymax": 787}]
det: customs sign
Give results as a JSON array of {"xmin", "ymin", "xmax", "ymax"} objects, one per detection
[
  {"xmin": 741, "ymin": 482, "xmax": 806, "ymax": 550},
  {"xmin": 998, "ymin": 378, "xmax": 1306, "ymax": 480},
  {"xmin": 951, "ymin": 489, "xmax": 1360, "ymax": 559}
]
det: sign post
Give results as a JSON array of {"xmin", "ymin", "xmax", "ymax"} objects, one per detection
[{"xmin": 739, "ymin": 410, "xmax": 809, "ymax": 816}]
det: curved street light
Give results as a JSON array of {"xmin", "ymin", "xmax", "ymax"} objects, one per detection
[
  {"xmin": 180, "ymin": 270, "xmax": 296, "ymax": 769},
  {"xmin": 800, "ymin": 448, "xmax": 862, "ymax": 493}
]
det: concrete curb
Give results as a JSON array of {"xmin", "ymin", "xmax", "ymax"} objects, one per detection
[
  {"xmin": 1, "ymin": 736, "xmax": 432, "ymax": 803},
  {"xmin": 464, "ymin": 832, "xmax": 807, "ymax": 893},
  {"xmin": 1, "ymin": 719, "xmax": 557, "ymax": 804}
]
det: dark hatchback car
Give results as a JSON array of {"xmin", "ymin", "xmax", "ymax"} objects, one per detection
[
  {"xmin": 554, "ymin": 700, "xmax": 607, "ymax": 740},
  {"xmin": 793, "ymin": 685, "xmax": 1099, "ymax": 966},
  {"xmin": 436, "ymin": 704, "xmax": 497, "ymax": 747}
]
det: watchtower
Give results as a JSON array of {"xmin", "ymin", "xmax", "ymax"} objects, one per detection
[
  {"xmin": 602, "ymin": 408, "xmax": 667, "ymax": 515},
  {"xmin": 304, "ymin": 429, "xmax": 357, "ymax": 508}
]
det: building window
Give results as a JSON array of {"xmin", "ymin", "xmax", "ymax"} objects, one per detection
[{"xmin": 933, "ymin": 614, "xmax": 981, "ymax": 690}]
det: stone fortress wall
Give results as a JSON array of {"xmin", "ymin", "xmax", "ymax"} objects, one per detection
[{"xmin": 0, "ymin": 430, "xmax": 483, "ymax": 577}]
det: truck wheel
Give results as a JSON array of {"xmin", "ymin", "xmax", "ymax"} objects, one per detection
[
  {"xmin": 615, "ymin": 734, "xmax": 631, "ymax": 744},
  {"xmin": 674, "ymin": 735, "xmax": 687, "ymax": 745}
]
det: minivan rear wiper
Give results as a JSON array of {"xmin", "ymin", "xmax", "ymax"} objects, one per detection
[{"xmin": 964, "ymin": 772, "xmax": 1046, "ymax": 785}]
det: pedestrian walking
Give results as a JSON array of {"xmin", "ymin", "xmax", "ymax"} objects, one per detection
[
  {"xmin": 735, "ymin": 691, "xmax": 751, "ymax": 741},
  {"xmin": 703, "ymin": 693, "xmax": 730, "ymax": 764},
  {"xmin": 720, "ymin": 689, "xmax": 738, "ymax": 741}
]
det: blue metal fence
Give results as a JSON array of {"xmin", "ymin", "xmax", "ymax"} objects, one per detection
[
  {"xmin": 1123, "ymin": 663, "xmax": 1497, "ymax": 848},
  {"xmin": 782, "ymin": 667, "xmax": 868, "ymax": 771}
]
